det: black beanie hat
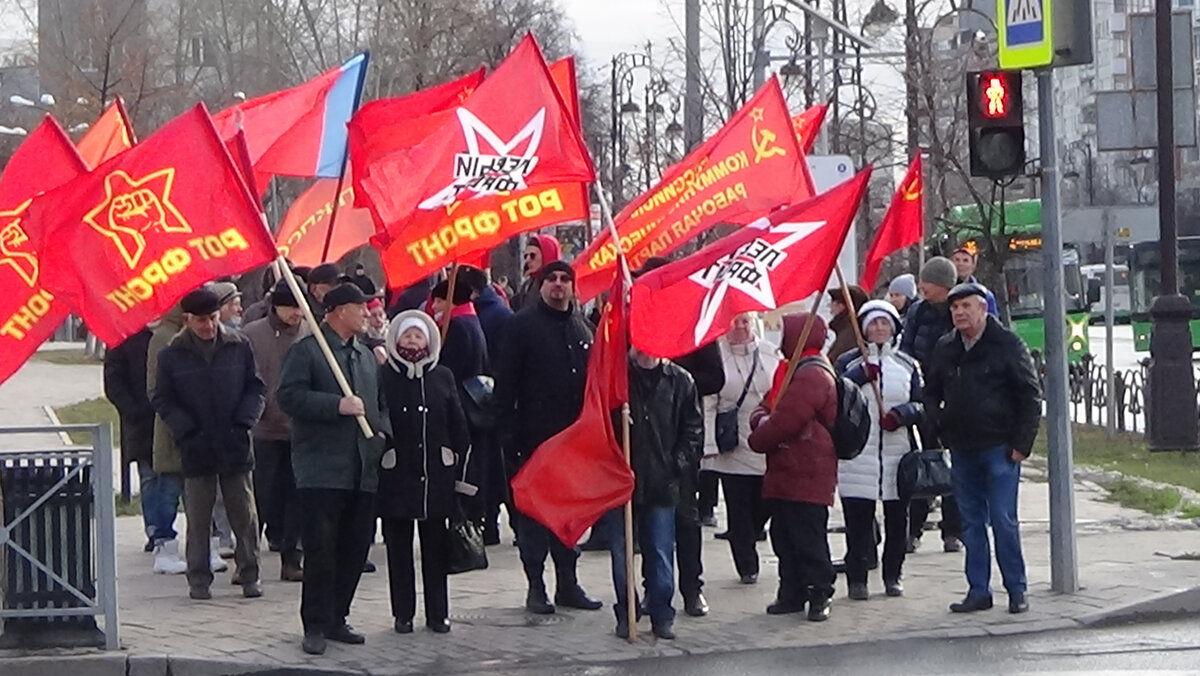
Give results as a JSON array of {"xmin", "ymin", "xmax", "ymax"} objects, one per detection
[
  {"xmin": 270, "ymin": 279, "xmax": 299, "ymax": 307},
  {"xmin": 537, "ymin": 260, "xmax": 576, "ymax": 287}
]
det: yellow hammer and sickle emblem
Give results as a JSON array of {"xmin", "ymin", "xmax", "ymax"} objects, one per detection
[
  {"xmin": 749, "ymin": 109, "xmax": 786, "ymax": 164},
  {"xmin": 902, "ymin": 177, "xmax": 921, "ymax": 201}
]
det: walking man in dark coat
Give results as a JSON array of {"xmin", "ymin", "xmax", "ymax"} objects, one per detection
[
  {"xmin": 494, "ymin": 261, "xmax": 602, "ymax": 615},
  {"xmin": 278, "ymin": 283, "xmax": 391, "ymax": 655},
  {"xmin": 150, "ymin": 288, "xmax": 266, "ymax": 601},
  {"xmin": 104, "ymin": 326, "xmax": 156, "ymax": 551}
]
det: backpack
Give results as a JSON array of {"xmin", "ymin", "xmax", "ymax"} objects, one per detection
[{"xmin": 798, "ymin": 358, "xmax": 871, "ymax": 461}]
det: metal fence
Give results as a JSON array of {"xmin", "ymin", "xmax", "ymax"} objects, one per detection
[{"xmin": 0, "ymin": 424, "xmax": 118, "ymax": 650}]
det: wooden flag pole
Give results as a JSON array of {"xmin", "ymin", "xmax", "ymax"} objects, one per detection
[
  {"xmin": 770, "ymin": 292, "xmax": 824, "ymax": 409},
  {"xmin": 834, "ymin": 264, "xmax": 885, "ymax": 416},
  {"xmin": 439, "ymin": 261, "xmax": 461, "ymax": 343}
]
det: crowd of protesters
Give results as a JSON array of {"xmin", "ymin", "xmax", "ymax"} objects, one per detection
[{"xmin": 102, "ymin": 237, "xmax": 1041, "ymax": 653}]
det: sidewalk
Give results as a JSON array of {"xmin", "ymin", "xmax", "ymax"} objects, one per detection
[{"xmin": 3, "ymin": 354, "xmax": 1200, "ymax": 675}]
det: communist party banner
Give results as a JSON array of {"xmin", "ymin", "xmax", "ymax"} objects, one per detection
[
  {"xmin": 25, "ymin": 104, "xmax": 278, "ymax": 345},
  {"xmin": 0, "ymin": 117, "xmax": 90, "ymax": 385},
  {"xmin": 792, "ymin": 104, "xmax": 827, "ymax": 155},
  {"xmin": 573, "ymin": 76, "xmax": 814, "ymax": 303},
  {"xmin": 275, "ymin": 167, "xmax": 376, "ymax": 267},
  {"xmin": 365, "ymin": 53, "xmax": 591, "ymax": 289},
  {"xmin": 630, "ymin": 168, "xmax": 871, "ymax": 359},
  {"xmin": 77, "ymin": 97, "xmax": 137, "ymax": 168},
  {"xmin": 860, "ymin": 155, "xmax": 923, "ymax": 291}
]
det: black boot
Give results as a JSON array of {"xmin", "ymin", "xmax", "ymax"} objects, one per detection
[
  {"xmin": 525, "ymin": 580, "xmax": 555, "ymax": 615},
  {"xmin": 807, "ymin": 588, "xmax": 832, "ymax": 622}
]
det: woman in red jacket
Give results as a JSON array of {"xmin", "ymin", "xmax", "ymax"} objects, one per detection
[{"xmin": 749, "ymin": 312, "xmax": 839, "ymax": 622}]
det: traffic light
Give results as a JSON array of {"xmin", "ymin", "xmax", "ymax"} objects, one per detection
[{"xmin": 967, "ymin": 70, "xmax": 1025, "ymax": 179}]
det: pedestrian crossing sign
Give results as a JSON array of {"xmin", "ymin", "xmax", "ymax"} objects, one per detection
[{"xmin": 998, "ymin": 0, "xmax": 1054, "ymax": 69}]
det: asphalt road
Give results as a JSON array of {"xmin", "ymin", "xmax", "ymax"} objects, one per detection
[{"xmin": 469, "ymin": 617, "xmax": 1200, "ymax": 675}]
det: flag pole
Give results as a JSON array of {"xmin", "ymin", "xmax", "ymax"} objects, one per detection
[
  {"xmin": 594, "ymin": 183, "xmax": 636, "ymax": 643},
  {"xmin": 319, "ymin": 51, "xmax": 371, "ymax": 264},
  {"xmin": 835, "ymin": 264, "xmax": 885, "ymax": 416},
  {"xmin": 439, "ymin": 260, "xmax": 461, "ymax": 342},
  {"xmin": 770, "ymin": 292, "xmax": 824, "ymax": 409}
]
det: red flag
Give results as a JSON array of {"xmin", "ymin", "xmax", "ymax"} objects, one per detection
[
  {"xmin": 76, "ymin": 97, "xmax": 137, "ymax": 168},
  {"xmin": 26, "ymin": 104, "xmax": 278, "ymax": 345},
  {"xmin": 573, "ymin": 77, "xmax": 815, "ymax": 303},
  {"xmin": 791, "ymin": 104, "xmax": 827, "ymax": 155},
  {"xmin": 224, "ymin": 129, "xmax": 266, "ymax": 199},
  {"xmin": 511, "ymin": 273, "xmax": 633, "ymax": 547},
  {"xmin": 275, "ymin": 171, "xmax": 375, "ymax": 267},
  {"xmin": 355, "ymin": 35, "xmax": 594, "ymax": 232},
  {"xmin": 630, "ymin": 168, "xmax": 872, "ymax": 359},
  {"xmin": 860, "ymin": 155, "xmax": 923, "ymax": 291},
  {"xmin": 0, "ymin": 117, "xmax": 90, "ymax": 385},
  {"xmin": 369, "ymin": 58, "xmax": 590, "ymax": 290}
]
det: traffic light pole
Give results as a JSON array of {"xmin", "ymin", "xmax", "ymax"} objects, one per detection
[{"xmin": 1036, "ymin": 68, "xmax": 1079, "ymax": 594}]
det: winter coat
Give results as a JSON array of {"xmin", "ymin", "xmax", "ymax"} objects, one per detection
[
  {"xmin": 837, "ymin": 343, "xmax": 924, "ymax": 501},
  {"xmin": 827, "ymin": 311, "xmax": 858, "ymax": 363},
  {"xmin": 627, "ymin": 359, "xmax": 705, "ymax": 508},
  {"xmin": 150, "ymin": 327, "xmax": 266, "ymax": 478},
  {"xmin": 440, "ymin": 310, "xmax": 489, "ymax": 382},
  {"xmin": 242, "ymin": 311, "xmax": 309, "ymax": 441},
  {"xmin": 242, "ymin": 298, "xmax": 269, "ymax": 325},
  {"xmin": 147, "ymin": 306, "xmax": 185, "ymax": 474},
  {"xmin": 473, "ymin": 285, "xmax": 513, "ymax": 368},
  {"xmin": 702, "ymin": 336, "xmax": 779, "ymax": 476},
  {"xmin": 923, "ymin": 315, "xmax": 1042, "ymax": 456},
  {"xmin": 493, "ymin": 298, "xmax": 593, "ymax": 474},
  {"xmin": 103, "ymin": 329, "xmax": 155, "ymax": 466},
  {"xmin": 378, "ymin": 311, "xmax": 474, "ymax": 521},
  {"xmin": 277, "ymin": 323, "xmax": 392, "ymax": 492},
  {"xmin": 674, "ymin": 342, "xmax": 726, "ymax": 397},
  {"xmin": 749, "ymin": 314, "xmax": 838, "ymax": 506},
  {"xmin": 899, "ymin": 298, "xmax": 954, "ymax": 365}
]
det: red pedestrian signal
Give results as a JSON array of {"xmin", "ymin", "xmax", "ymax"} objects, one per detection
[
  {"xmin": 983, "ymin": 76, "xmax": 1009, "ymax": 118},
  {"xmin": 967, "ymin": 70, "xmax": 1025, "ymax": 178}
]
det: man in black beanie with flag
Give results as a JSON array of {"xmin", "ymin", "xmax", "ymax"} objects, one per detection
[{"xmin": 494, "ymin": 260, "xmax": 603, "ymax": 615}]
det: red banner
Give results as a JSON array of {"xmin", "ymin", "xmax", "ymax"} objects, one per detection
[
  {"xmin": 860, "ymin": 155, "xmax": 923, "ymax": 291},
  {"xmin": 0, "ymin": 117, "xmax": 90, "ymax": 384},
  {"xmin": 791, "ymin": 104, "xmax": 827, "ymax": 155},
  {"xmin": 275, "ymin": 171, "xmax": 376, "ymax": 267},
  {"xmin": 629, "ymin": 169, "xmax": 871, "ymax": 358},
  {"xmin": 573, "ymin": 77, "xmax": 815, "ymax": 303},
  {"xmin": 26, "ymin": 105, "xmax": 278, "ymax": 345},
  {"xmin": 76, "ymin": 97, "xmax": 137, "ymax": 169}
]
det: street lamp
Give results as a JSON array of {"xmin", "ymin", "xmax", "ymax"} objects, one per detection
[{"xmin": 611, "ymin": 45, "xmax": 654, "ymax": 206}]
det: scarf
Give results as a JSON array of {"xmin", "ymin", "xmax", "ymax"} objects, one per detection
[
  {"xmin": 397, "ymin": 346, "xmax": 430, "ymax": 365},
  {"xmin": 766, "ymin": 347, "xmax": 824, "ymax": 407}
]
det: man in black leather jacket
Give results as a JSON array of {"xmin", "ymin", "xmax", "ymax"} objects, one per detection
[{"xmin": 923, "ymin": 283, "xmax": 1041, "ymax": 616}]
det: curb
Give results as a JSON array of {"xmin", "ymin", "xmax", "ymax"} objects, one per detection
[
  {"xmin": 2, "ymin": 654, "xmax": 365, "ymax": 676},
  {"xmin": 1078, "ymin": 586, "xmax": 1200, "ymax": 628},
  {"xmin": 40, "ymin": 404, "xmax": 75, "ymax": 446}
]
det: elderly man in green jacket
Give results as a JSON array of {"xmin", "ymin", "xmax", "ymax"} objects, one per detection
[{"xmin": 278, "ymin": 282, "xmax": 391, "ymax": 656}]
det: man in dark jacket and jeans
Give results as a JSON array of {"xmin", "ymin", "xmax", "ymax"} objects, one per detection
[
  {"xmin": 278, "ymin": 283, "xmax": 392, "ymax": 655},
  {"xmin": 151, "ymin": 288, "xmax": 266, "ymax": 601},
  {"xmin": 243, "ymin": 279, "xmax": 309, "ymax": 582},
  {"xmin": 924, "ymin": 283, "xmax": 1041, "ymax": 615},
  {"xmin": 103, "ymin": 326, "xmax": 156, "ymax": 551},
  {"xmin": 601, "ymin": 347, "xmax": 703, "ymax": 640},
  {"xmin": 494, "ymin": 261, "xmax": 602, "ymax": 615}
]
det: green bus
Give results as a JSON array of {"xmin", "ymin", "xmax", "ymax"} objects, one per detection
[
  {"xmin": 1128, "ymin": 236, "xmax": 1200, "ymax": 351},
  {"xmin": 944, "ymin": 199, "xmax": 1091, "ymax": 361}
]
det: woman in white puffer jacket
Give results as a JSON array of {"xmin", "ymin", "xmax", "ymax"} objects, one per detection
[{"xmin": 834, "ymin": 300, "xmax": 923, "ymax": 601}]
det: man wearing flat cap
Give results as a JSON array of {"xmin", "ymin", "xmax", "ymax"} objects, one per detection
[
  {"xmin": 494, "ymin": 260, "xmax": 604, "ymax": 616},
  {"xmin": 923, "ymin": 282, "xmax": 1041, "ymax": 616},
  {"xmin": 150, "ymin": 287, "xmax": 267, "ymax": 601},
  {"xmin": 277, "ymin": 282, "xmax": 391, "ymax": 655},
  {"xmin": 305, "ymin": 263, "xmax": 342, "ymax": 322}
]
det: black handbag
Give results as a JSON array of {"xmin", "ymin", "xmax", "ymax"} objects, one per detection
[
  {"xmin": 715, "ymin": 349, "xmax": 759, "ymax": 453},
  {"xmin": 897, "ymin": 449, "xmax": 954, "ymax": 500},
  {"xmin": 447, "ymin": 510, "xmax": 489, "ymax": 575}
]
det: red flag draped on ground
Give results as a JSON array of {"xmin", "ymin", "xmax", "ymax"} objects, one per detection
[
  {"xmin": 791, "ymin": 104, "xmax": 827, "ymax": 155},
  {"xmin": 275, "ymin": 168, "xmax": 376, "ymax": 267},
  {"xmin": 364, "ymin": 55, "xmax": 591, "ymax": 289},
  {"xmin": 354, "ymin": 36, "xmax": 593, "ymax": 244},
  {"xmin": 25, "ymin": 104, "xmax": 278, "ymax": 346},
  {"xmin": 0, "ymin": 117, "xmax": 89, "ymax": 385},
  {"xmin": 511, "ymin": 273, "xmax": 634, "ymax": 547},
  {"xmin": 573, "ymin": 77, "xmax": 815, "ymax": 303},
  {"xmin": 630, "ymin": 168, "xmax": 872, "ymax": 359},
  {"xmin": 211, "ymin": 53, "xmax": 368, "ymax": 179},
  {"xmin": 859, "ymin": 155, "xmax": 923, "ymax": 291},
  {"xmin": 77, "ymin": 97, "xmax": 137, "ymax": 168}
]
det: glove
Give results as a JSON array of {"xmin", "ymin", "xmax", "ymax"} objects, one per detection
[
  {"xmin": 863, "ymin": 363, "xmax": 881, "ymax": 382},
  {"xmin": 880, "ymin": 409, "xmax": 901, "ymax": 432}
]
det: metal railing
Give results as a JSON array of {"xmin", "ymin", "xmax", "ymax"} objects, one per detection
[{"xmin": 0, "ymin": 424, "xmax": 118, "ymax": 650}]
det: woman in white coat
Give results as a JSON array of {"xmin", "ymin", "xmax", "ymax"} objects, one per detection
[
  {"xmin": 836, "ymin": 300, "xmax": 923, "ymax": 600},
  {"xmin": 701, "ymin": 313, "xmax": 780, "ymax": 585}
]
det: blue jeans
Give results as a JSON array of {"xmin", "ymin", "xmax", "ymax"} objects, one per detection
[
  {"xmin": 139, "ymin": 463, "xmax": 184, "ymax": 544},
  {"xmin": 951, "ymin": 446, "xmax": 1027, "ymax": 599},
  {"xmin": 601, "ymin": 505, "xmax": 676, "ymax": 627}
]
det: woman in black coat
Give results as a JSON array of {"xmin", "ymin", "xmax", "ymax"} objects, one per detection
[{"xmin": 379, "ymin": 310, "xmax": 475, "ymax": 635}]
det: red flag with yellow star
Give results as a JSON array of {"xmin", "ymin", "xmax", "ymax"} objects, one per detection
[
  {"xmin": 791, "ymin": 104, "xmax": 827, "ymax": 154},
  {"xmin": 0, "ymin": 116, "xmax": 89, "ymax": 385},
  {"xmin": 24, "ymin": 104, "xmax": 278, "ymax": 345},
  {"xmin": 860, "ymin": 155, "xmax": 923, "ymax": 291}
]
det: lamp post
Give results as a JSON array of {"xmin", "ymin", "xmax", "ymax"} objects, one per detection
[{"xmin": 610, "ymin": 46, "xmax": 653, "ymax": 208}]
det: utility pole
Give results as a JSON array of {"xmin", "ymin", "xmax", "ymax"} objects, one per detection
[
  {"xmin": 752, "ymin": 0, "xmax": 766, "ymax": 89},
  {"xmin": 1037, "ymin": 68, "xmax": 1079, "ymax": 594},
  {"xmin": 684, "ymin": 0, "xmax": 703, "ymax": 152},
  {"xmin": 904, "ymin": 0, "xmax": 919, "ymax": 159}
]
